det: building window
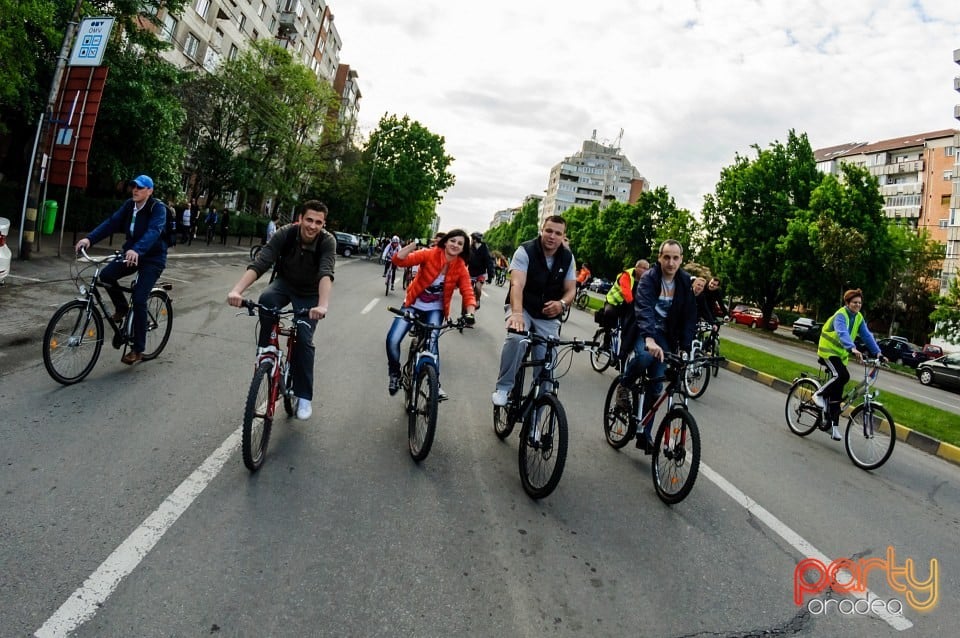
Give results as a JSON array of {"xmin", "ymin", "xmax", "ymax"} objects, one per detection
[
  {"xmin": 252, "ymin": 29, "xmax": 259, "ymax": 41},
  {"xmin": 941, "ymin": 219, "xmax": 949, "ymax": 228},
  {"xmin": 195, "ymin": 0, "xmax": 210, "ymax": 19},
  {"xmin": 161, "ymin": 13, "xmax": 178, "ymax": 42},
  {"xmin": 269, "ymin": 16, "xmax": 276, "ymax": 32},
  {"xmin": 258, "ymin": 1, "xmax": 266, "ymax": 17},
  {"xmin": 947, "ymin": 146, "xmax": 955, "ymax": 156},
  {"xmin": 228, "ymin": 44, "xmax": 238, "ymax": 60},
  {"xmin": 239, "ymin": 15, "xmax": 246, "ymax": 31},
  {"xmin": 184, "ymin": 32, "xmax": 199, "ymax": 59},
  {"xmin": 945, "ymin": 171, "xmax": 953, "ymax": 181}
]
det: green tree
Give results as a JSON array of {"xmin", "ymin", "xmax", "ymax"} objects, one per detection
[
  {"xmin": 361, "ymin": 115, "xmax": 455, "ymax": 237},
  {"xmin": 0, "ymin": 0, "xmax": 59, "ymax": 133},
  {"xmin": 930, "ymin": 275, "xmax": 960, "ymax": 345},
  {"xmin": 702, "ymin": 130, "xmax": 821, "ymax": 324}
]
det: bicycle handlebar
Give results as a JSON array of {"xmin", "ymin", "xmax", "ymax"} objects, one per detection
[
  {"xmin": 387, "ymin": 306, "xmax": 475, "ymax": 332},
  {"xmin": 507, "ymin": 328, "xmax": 599, "ymax": 352},
  {"xmin": 240, "ymin": 299, "xmax": 310, "ymax": 318},
  {"xmin": 76, "ymin": 247, "xmax": 124, "ymax": 264}
]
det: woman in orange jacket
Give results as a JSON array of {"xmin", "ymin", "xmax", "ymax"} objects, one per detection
[{"xmin": 385, "ymin": 229, "xmax": 477, "ymax": 398}]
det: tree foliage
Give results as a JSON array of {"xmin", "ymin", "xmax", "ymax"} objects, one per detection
[
  {"xmin": 930, "ymin": 275, "xmax": 960, "ymax": 345},
  {"xmin": 702, "ymin": 130, "xmax": 822, "ymax": 323}
]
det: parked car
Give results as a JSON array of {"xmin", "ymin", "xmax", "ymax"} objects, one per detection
[
  {"xmin": 921, "ymin": 344, "xmax": 944, "ymax": 359},
  {"xmin": 587, "ymin": 278, "xmax": 612, "ymax": 294},
  {"xmin": 791, "ymin": 317, "xmax": 822, "ymax": 342},
  {"xmin": 0, "ymin": 217, "xmax": 11, "ymax": 285},
  {"xmin": 333, "ymin": 231, "xmax": 360, "ymax": 257},
  {"xmin": 876, "ymin": 336, "xmax": 926, "ymax": 367},
  {"xmin": 730, "ymin": 304, "xmax": 780, "ymax": 330},
  {"xmin": 915, "ymin": 352, "xmax": 960, "ymax": 391}
]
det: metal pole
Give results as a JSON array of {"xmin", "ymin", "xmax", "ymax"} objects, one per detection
[
  {"xmin": 17, "ymin": 113, "xmax": 44, "ymax": 258},
  {"xmin": 19, "ymin": 0, "xmax": 84, "ymax": 259},
  {"xmin": 360, "ymin": 125, "xmax": 401, "ymax": 236}
]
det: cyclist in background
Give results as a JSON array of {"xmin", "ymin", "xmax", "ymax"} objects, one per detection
[
  {"xmin": 74, "ymin": 174, "xmax": 169, "ymax": 366},
  {"xmin": 575, "ymin": 261, "xmax": 592, "ymax": 294},
  {"xmin": 704, "ymin": 277, "xmax": 730, "ymax": 321},
  {"xmin": 615, "ymin": 240, "xmax": 697, "ymax": 452},
  {"xmin": 692, "ymin": 277, "xmax": 716, "ymax": 324},
  {"xmin": 812, "ymin": 288, "xmax": 885, "ymax": 441},
  {"xmin": 467, "ymin": 232, "xmax": 495, "ymax": 308},
  {"xmin": 385, "ymin": 230, "xmax": 477, "ymax": 399},
  {"xmin": 226, "ymin": 200, "xmax": 336, "ymax": 420},
  {"xmin": 382, "ymin": 235, "xmax": 402, "ymax": 287},
  {"xmin": 598, "ymin": 259, "xmax": 649, "ymax": 357}
]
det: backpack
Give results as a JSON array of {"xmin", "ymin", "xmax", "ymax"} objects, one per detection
[{"xmin": 126, "ymin": 198, "xmax": 176, "ymax": 247}]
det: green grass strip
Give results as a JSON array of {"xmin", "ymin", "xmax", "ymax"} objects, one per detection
[{"xmin": 721, "ymin": 340, "xmax": 960, "ymax": 447}]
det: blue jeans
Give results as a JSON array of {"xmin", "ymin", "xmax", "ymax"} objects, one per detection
[
  {"xmin": 621, "ymin": 332, "xmax": 669, "ymax": 433},
  {"xmin": 99, "ymin": 258, "xmax": 165, "ymax": 354},
  {"xmin": 386, "ymin": 307, "xmax": 442, "ymax": 378},
  {"xmin": 258, "ymin": 280, "xmax": 318, "ymax": 401}
]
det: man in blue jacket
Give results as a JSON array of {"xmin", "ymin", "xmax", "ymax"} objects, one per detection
[
  {"xmin": 616, "ymin": 239, "xmax": 697, "ymax": 452},
  {"xmin": 75, "ymin": 175, "xmax": 168, "ymax": 365}
]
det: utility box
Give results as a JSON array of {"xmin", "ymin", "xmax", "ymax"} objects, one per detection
[{"xmin": 41, "ymin": 200, "xmax": 58, "ymax": 235}]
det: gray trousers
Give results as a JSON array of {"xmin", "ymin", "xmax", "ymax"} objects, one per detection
[{"xmin": 495, "ymin": 306, "xmax": 560, "ymax": 396}]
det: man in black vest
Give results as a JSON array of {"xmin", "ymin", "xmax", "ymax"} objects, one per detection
[
  {"xmin": 75, "ymin": 174, "xmax": 168, "ymax": 366},
  {"xmin": 491, "ymin": 215, "xmax": 577, "ymax": 405}
]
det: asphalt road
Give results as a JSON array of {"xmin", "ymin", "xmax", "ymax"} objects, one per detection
[{"xmin": 1, "ymin": 257, "xmax": 957, "ymax": 637}]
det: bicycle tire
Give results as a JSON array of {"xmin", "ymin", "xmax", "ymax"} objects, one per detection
[
  {"xmin": 250, "ymin": 244, "xmax": 263, "ymax": 261},
  {"xmin": 242, "ymin": 360, "xmax": 275, "ymax": 472},
  {"xmin": 682, "ymin": 357, "xmax": 711, "ymax": 399},
  {"xmin": 43, "ymin": 300, "xmax": 104, "ymax": 385},
  {"xmin": 845, "ymin": 404, "xmax": 896, "ymax": 471},
  {"xmin": 785, "ymin": 378, "xmax": 821, "ymax": 437},
  {"xmin": 590, "ymin": 328, "xmax": 613, "ymax": 372},
  {"xmin": 140, "ymin": 291, "xmax": 173, "ymax": 360},
  {"xmin": 651, "ymin": 406, "xmax": 700, "ymax": 505},
  {"xmin": 561, "ymin": 302, "xmax": 571, "ymax": 323},
  {"xmin": 518, "ymin": 394, "xmax": 568, "ymax": 499},
  {"xmin": 408, "ymin": 364, "xmax": 439, "ymax": 462},
  {"xmin": 603, "ymin": 377, "xmax": 635, "ymax": 449},
  {"xmin": 280, "ymin": 361, "xmax": 295, "ymax": 417},
  {"xmin": 493, "ymin": 403, "xmax": 515, "ymax": 440},
  {"xmin": 708, "ymin": 338, "xmax": 721, "ymax": 376},
  {"xmin": 575, "ymin": 290, "xmax": 589, "ymax": 310}
]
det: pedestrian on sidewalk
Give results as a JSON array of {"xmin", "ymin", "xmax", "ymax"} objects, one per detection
[{"xmin": 219, "ymin": 209, "xmax": 230, "ymax": 245}]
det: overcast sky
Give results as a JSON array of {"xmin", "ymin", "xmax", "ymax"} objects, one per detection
[{"xmin": 332, "ymin": 0, "xmax": 960, "ymax": 234}]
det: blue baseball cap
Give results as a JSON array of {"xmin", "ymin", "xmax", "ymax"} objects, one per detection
[{"xmin": 131, "ymin": 175, "xmax": 154, "ymax": 189}]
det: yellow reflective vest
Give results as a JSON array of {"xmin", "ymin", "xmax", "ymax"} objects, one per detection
[
  {"xmin": 605, "ymin": 269, "xmax": 635, "ymax": 305},
  {"xmin": 817, "ymin": 307, "xmax": 863, "ymax": 364}
]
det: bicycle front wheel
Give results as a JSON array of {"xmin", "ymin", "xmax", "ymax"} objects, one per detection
[
  {"xmin": 603, "ymin": 378, "xmax": 635, "ymax": 449},
  {"xmin": 242, "ymin": 360, "xmax": 275, "ymax": 472},
  {"xmin": 651, "ymin": 406, "xmax": 700, "ymax": 505},
  {"xmin": 785, "ymin": 378, "xmax": 820, "ymax": 437},
  {"xmin": 43, "ymin": 300, "xmax": 103, "ymax": 385},
  {"xmin": 590, "ymin": 328, "xmax": 613, "ymax": 372},
  {"xmin": 682, "ymin": 357, "xmax": 711, "ymax": 399},
  {"xmin": 845, "ymin": 404, "xmax": 896, "ymax": 470},
  {"xmin": 408, "ymin": 364, "xmax": 439, "ymax": 462},
  {"xmin": 280, "ymin": 361, "xmax": 295, "ymax": 416},
  {"xmin": 141, "ymin": 291, "xmax": 173, "ymax": 360},
  {"xmin": 518, "ymin": 394, "xmax": 568, "ymax": 499}
]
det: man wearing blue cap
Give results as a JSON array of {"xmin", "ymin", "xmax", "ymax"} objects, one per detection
[{"xmin": 75, "ymin": 175, "xmax": 169, "ymax": 365}]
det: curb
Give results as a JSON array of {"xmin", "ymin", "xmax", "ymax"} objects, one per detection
[{"xmin": 722, "ymin": 360, "xmax": 960, "ymax": 467}]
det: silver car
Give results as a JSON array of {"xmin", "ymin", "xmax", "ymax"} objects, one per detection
[{"xmin": 0, "ymin": 217, "xmax": 12, "ymax": 285}]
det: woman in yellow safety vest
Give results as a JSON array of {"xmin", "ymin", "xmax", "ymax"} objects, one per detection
[{"xmin": 813, "ymin": 289, "xmax": 885, "ymax": 440}]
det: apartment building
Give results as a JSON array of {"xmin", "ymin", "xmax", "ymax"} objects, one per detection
[
  {"xmin": 814, "ymin": 129, "xmax": 960, "ymax": 293},
  {"xmin": 539, "ymin": 137, "xmax": 648, "ymax": 222},
  {"xmin": 946, "ymin": 48, "xmax": 960, "ymax": 295},
  {"xmin": 489, "ymin": 194, "xmax": 542, "ymax": 229}
]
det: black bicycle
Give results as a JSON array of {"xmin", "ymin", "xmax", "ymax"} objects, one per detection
[
  {"xmin": 389, "ymin": 307, "xmax": 471, "ymax": 461},
  {"xmin": 384, "ymin": 261, "xmax": 398, "ymax": 295},
  {"xmin": 681, "ymin": 321, "xmax": 724, "ymax": 399},
  {"xmin": 42, "ymin": 248, "xmax": 173, "ymax": 384},
  {"xmin": 590, "ymin": 318, "xmax": 624, "ymax": 373},
  {"xmin": 602, "ymin": 353, "xmax": 714, "ymax": 504},
  {"xmin": 493, "ymin": 329, "xmax": 597, "ymax": 499}
]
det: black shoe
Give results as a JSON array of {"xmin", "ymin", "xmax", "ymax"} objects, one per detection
[
  {"xmin": 636, "ymin": 432, "xmax": 654, "ymax": 455},
  {"xmin": 388, "ymin": 374, "xmax": 400, "ymax": 396}
]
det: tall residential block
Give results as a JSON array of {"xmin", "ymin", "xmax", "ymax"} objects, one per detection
[
  {"xmin": 539, "ymin": 137, "xmax": 648, "ymax": 222},
  {"xmin": 945, "ymin": 48, "xmax": 960, "ymax": 294}
]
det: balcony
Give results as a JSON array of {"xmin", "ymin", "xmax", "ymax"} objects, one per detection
[
  {"xmin": 881, "ymin": 183, "xmax": 921, "ymax": 197},
  {"xmin": 884, "ymin": 205, "xmax": 921, "ymax": 219},
  {"xmin": 277, "ymin": 11, "xmax": 298, "ymax": 36},
  {"xmin": 869, "ymin": 160, "xmax": 924, "ymax": 177}
]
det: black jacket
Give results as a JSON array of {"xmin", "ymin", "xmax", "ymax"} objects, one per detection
[{"xmin": 629, "ymin": 263, "xmax": 697, "ymax": 353}]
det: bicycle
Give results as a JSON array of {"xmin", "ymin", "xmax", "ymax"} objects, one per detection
[
  {"xmin": 402, "ymin": 265, "xmax": 415, "ymax": 290},
  {"xmin": 42, "ymin": 248, "xmax": 173, "ymax": 385},
  {"xmin": 388, "ymin": 307, "xmax": 471, "ymax": 462},
  {"xmin": 384, "ymin": 261, "xmax": 398, "ymax": 295},
  {"xmin": 237, "ymin": 300, "xmax": 310, "ymax": 472},
  {"xmin": 493, "ymin": 329, "xmax": 598, "ymax": 499},
  {"xmin": 602, "ymin": 352, "xmax": 710, "ymax": 505},
  {"xmin": 589, "ymin": 317, "xmax": 624, "ymax": 373},
  {"xmin": 784, "ymin": 358, "xmax": 895, "ymax": 470},
  {"xmin": 681, "ymin": 321, "xmax": 723, "ymax": 399},
  {"xmin": 494, "ymin": 267, "xmax": 507, "ymax": 287},
  {"xmin": 249, "ymin": 242, "xmax": 265, "ymax": 261},
  {"xmin": 574, "ymin": 283, "xmax": 591, "ymax": 310}
]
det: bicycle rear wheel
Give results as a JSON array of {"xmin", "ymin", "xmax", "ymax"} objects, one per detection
[
  {"xmin": 519, "ymin": 394, "xmax": 568, "ymax": 499},
  {"xmin": 141, "ymin": 290, "xmax": 173, "ymax": 360},
  {"xmin": 651, "ymin": 406, "xmax": 700, "ymax": 505},
  {"xmin": 603, "ymin": 377, "xmax": 635, "ymax": 449},
  {"xmin": 708, "ymin": 337, "xmax": 721, "ymax": 376},
  {"xmin": 785, "ymin": 378, "xmax": 820, "ymax": 437},
  {"xmin": 280, "ymin": 360, "xmax": 295, "ymax": 416},
  {"xmin": 43, "ymin": 300, "xmax": 104, "ymax": 385},
  {"xmin": 682, "ymin": 357, "xmax": 711, "ymax": 399},
  {"xmin": 408, "ymin": 364, "xmax": 439, "ymax": 462},
  {"xmin": 845, "ymin": 404, "xmax": 896, "ymax": 470},
  {"xmin": 590, "ymin": 328, "xmax": 613, "ymax": 372},
  {"xmin": 493, "ymin": 403, "xmax": 515, "ymax": 440},
  {"xmin": 242, "ymin": 360, "xmax": 275, "ymax": 472}
]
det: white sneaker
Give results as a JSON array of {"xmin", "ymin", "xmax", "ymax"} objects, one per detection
[
  {"xmin": 812, "ymin": 392, "xmax": 826, "ymax": 411},
  {"xmin": 491, "ymin": 390, "xmax": 509, "ymax": 407},
  {"xmin": 831, "ymin": 425, "xmax": 842, "ymax": 441},
  {"xmin": 437, "ymin": 386, "xmax": 449, "ymax": 401},
  {"xmin": 296, "ymin": 398, "xmax": 312, "ymax": 420}
]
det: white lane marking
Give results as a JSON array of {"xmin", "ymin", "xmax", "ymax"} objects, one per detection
[
  {"xmin": 700, "ymin": 463, "xmax": 912, "ymax": 631},
  {"xmin": 158, "ymin": 275, "xmax": 191, "ymax": 284},
  {"xmin": 4, "ymin": 273, "xmax": 44, "ymax": 282},
  {"xmin": 34, "ymin": 428, "xmax": 242, "ymax": 638},
  {"xmin": 361, "ymin": 298, "xmax": 380, "ymax": 314}
]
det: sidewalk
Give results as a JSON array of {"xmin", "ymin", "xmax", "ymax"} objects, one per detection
[{"xmin": 1, "ymin": 234, "xmax": 252, "ymax": 288}]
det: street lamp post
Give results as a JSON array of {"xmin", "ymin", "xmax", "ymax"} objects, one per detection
[{"xmin": 361, "ymin": 125, "xmax": 401, "ymax": 236}]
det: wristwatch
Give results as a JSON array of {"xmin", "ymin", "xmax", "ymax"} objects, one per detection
[{"xmin": 559, "ymin": 299, "xmax": 568, "ymax": 312}]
